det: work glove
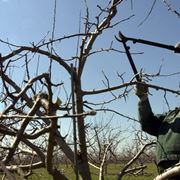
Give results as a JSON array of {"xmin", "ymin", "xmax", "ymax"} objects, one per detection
[{"xmin": 134, "ymin": 82, "xmax": 148, "ymax": 101}]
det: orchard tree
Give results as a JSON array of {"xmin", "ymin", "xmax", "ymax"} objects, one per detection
[
  {"xmin": 0, "ymin": 1, "xmax": 126, "ymax": 179},
  {"xmin": 0, "ymin": 0, "xmax": 179, "ymax": 180}
]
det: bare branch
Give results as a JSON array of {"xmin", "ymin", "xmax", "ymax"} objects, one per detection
[
  {"xmin": 83, "ymin": 81, "xmax": 180, "ymax": 96},
  {"xmin": 78, "ymin": 0, "xmax": 123, "ymax": 77},
  {"xmin": 3, "ymin": 98, "xmax": 41, "ymax": 164},
  {"xmin": 154, "ymin": 162, "xmax": 180, "ymax": 180},
  {"xmin": 162, "ymin": 0, "xmax": 180, "ymax": 18},
  {"xmin": 0, "ymin": 110, "xmax": 97, "ymax": 120},
  {"xmin": 99, "ymin": 143, "xmax": 112, "ymax": 180},
  {"xmin": 1, "ymin": 46, "xmax": 72, "ymax": 74},
  {"xmin": 138, "ymin": 0, "xmax": 157, "ymax": 26},
  {"xmin": 117, "ymin": 142, "xmax": 156, "ymax": 180}
]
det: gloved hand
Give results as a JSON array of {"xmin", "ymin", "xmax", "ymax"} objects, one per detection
[{"xmin": 135, "ymin": 82, "xmax": 148, "ymax": 100}]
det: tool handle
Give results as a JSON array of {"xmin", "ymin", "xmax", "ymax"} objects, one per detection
[{"xmin": 116, "ymin": 32, "xmax": 141, "ymax": 82}]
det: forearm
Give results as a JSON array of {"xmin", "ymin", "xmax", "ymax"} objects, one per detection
[
  {"xmin": 135, "ymin": 82, "xmax": 163, "ymax": 136},
  {"xmin": 138, "ymin": 98, "xmax": 153, "ymax": 124},
  {"xmin": 138, "ymin": 98, "xmax": 161, "ymax": 136}
]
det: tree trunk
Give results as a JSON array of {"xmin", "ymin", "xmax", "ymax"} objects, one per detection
[{"xmin": 75, "ymin": 78, "xmax": 91, "ymax": 180}]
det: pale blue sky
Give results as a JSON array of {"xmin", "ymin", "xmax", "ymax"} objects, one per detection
[{"xmin": 0, "ymin": 0, "xmax": 179, "ymax": 136}]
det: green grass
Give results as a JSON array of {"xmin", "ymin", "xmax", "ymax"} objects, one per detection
[{"xmin": 0, "ymin": 163, "xmax": 158, "ymax": 180}]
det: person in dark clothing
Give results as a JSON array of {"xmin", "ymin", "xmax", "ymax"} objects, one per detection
[{"xmin": 135, "ymin": 83, "xmax": 180, "ymax": 180}]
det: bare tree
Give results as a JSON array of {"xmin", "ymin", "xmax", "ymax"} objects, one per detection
[
  {"xmin": 117, "ymin": 141, "xmax": 155, "ymax": 180},
  {"xmin": 0, "ymin": 1, "xmax": 126, "ymax": 179},
  {"xmin": 87, "ymin": 118, "xmax": 125, "ymax": 179},
  {"xmin": 0, "ymin": 0, "xmax": 179, "ymax": 180}
]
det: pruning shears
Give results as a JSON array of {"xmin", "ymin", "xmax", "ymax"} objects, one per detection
[{"xmin": 115, "ymin": 31, "xmax": 141, "ymax": 82}]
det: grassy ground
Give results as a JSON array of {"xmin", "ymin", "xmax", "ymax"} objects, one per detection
[{"xmin": 0, "ymin": 163, "xmax": 158, "ymax": 180}]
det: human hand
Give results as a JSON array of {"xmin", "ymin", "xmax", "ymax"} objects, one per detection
[{"xmin": 134, "ymin": 82, "xmax": 148, "ymax": 100}]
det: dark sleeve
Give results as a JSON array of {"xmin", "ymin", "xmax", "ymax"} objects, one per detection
[{"xmin": 138, "ymin": 98, "xmax": 165, "ymax": 136}]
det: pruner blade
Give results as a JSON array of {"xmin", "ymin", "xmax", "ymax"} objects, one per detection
[{"xmin": 115, "ymin": 31, "xmax": 141, "ymax": 82}]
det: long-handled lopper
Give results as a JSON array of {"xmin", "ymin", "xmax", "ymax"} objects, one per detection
[{"xmin": 115, "ymin": 31, "xmax": 141, "ymax": 82}]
